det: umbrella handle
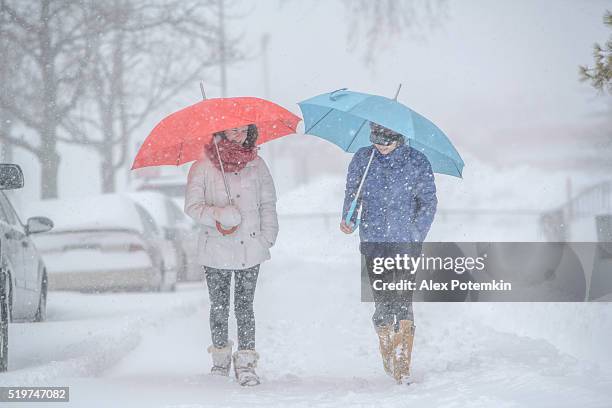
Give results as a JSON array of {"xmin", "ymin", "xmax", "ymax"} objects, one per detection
[
  {"xmin": 345, "ymin": 200, "xmax": 360, "ymax": 231},
  {"xmin": 216, "ymin": 221, "xmax": 238, "ymax": 236}
]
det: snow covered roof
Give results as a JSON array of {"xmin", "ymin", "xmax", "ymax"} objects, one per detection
[
  {"xmin": 22, "ymin": 193, "xmax": 147, "ymax": 234},
  {"xmin": 126, "ymin": 191, "xmax": 172, "ymax": 227}
]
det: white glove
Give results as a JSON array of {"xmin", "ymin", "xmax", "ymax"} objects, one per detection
[{"xmin": 210, "ymin": 205, "xmax": 242, "ymax": 227}]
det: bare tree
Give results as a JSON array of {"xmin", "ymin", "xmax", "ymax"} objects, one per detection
[
  {"xmin": 0, "ymin": 8, "xmax": 20, "ymax": 163},
  {"xmin": 0, "ymin": 0, "xmax": 110, "ymax": 198},
  {"xmin": 342, "ymin": 0, "xmax": 448, "ymax": 64},
  {"xmin": 59, "ymin": 0, "xmax": 244, "ymax": 193}
]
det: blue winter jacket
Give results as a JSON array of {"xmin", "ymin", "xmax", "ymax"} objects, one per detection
[{"xmin": 342, "ymin": 144, "xmax": 438, "ymax": 247}]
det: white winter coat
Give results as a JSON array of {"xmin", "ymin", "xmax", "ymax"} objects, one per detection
[{"xmin": 184, "ymin": 155, "xmax": 279, "ymax": 270}]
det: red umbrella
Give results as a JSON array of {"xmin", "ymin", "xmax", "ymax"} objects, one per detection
[{"xmin": 131, "ymin": 96, "xmax": 301, "ymax": 169}]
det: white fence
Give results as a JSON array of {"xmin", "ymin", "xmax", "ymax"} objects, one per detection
[{"xmin": 540, "ymin": 181, "xmax": 612, "ymax": 242}]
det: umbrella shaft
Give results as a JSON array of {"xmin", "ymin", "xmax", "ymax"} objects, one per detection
[
  {"xmin": 355, "ymin": 149, "xmax": 375, "ymax": 199},
  {"xmin": 346, "ymin": 149, "xmax": 375, "ymax": 226},
  {"xmin": 213, "ymin": 135, "xmax": 233, "ymax": 204}
]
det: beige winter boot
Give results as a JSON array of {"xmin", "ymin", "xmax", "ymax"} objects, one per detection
[
  {"xmin": 207, "ymin": 341, "xmax": 233, "ymax": 376},
  {"xmin": 375, "ymin": 324, "xmax": 396, "ymax": 378},
  {"xmin": 233, "ymin": 350, "xmax": 260, "ymax": 386},
  {"xmin": 392, "ymin": 320, "xmax": 415, "ymax": 384}
]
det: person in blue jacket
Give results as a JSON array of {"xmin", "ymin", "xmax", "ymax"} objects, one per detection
[{"xmin": 340, "ymin": 122, "xmax": 437, "ymax": 384}]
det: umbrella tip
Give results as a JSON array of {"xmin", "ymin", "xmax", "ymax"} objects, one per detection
[
  {"xmin": 393, "ymin": 83, "xmax": 402, "ymax": 101},
  {"xmin": 200, "ymin": 81, "xmax": 207, "ymax": 100}
]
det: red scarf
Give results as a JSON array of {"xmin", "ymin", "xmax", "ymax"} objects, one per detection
[{"xmin": 205, "ymin": 138, "xmax": 258, "ymax": 173}]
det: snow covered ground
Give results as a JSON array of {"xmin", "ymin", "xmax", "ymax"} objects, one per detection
[
  {"xmin": 1, "ymin": 224, "xmax": 612, "ymax": 407},
  {"xmin": 3, "ymin": 159, "xmax": 611, "ymax": 407}
]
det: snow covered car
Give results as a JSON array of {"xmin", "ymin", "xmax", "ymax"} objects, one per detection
[
  {"xmin": 133, "ymin": 172, "xmax": 187, "ymax": 201},
  {"xmin": 22, "ymin": 193, "xmax": 177, "ymax": 293},
  {"xmin": 127, "ymin": 191, "xmax": 198, "ymax": 282},
  {"xmin": 0, "ymin": 163, "xmax": 54, "ymax": 372}
]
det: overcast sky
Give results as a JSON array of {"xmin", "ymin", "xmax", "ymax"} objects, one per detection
[
  {"xmin": 211, "ymin": 0, "xmax": 611, "ymax": 159},
  {"xmin": 9, "ymin": 0, "xmax": 612, "ymax": 203},
  {"xmin": 268, "ymin": 1, "xmax": 606, "ymax": 120}
]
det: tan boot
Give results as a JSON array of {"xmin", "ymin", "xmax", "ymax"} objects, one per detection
[
  {"xmin": 392, "ymin": 320, "xmax": 415, "ymax": 384},
  {"xmin": 375, "ymin": 324, "xmax": 395, "ymax": 377}
]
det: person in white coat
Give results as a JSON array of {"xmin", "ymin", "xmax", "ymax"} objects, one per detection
[{"xmin": 184, "ymin": 124, "xmax": 278, "ymax": 386}]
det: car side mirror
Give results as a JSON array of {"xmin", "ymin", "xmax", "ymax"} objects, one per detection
[
  {"xmin": 0, "ymin": 164, "xmax": 24, "ymax": 190},
  {"xmin": 26, "ymin": 216, "xmax": 54, "ymax": 235}
]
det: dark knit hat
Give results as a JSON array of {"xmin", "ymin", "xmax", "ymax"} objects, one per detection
[{"xmin": 369, "ymin": 122, "xmax": 404, "ymax": 146}]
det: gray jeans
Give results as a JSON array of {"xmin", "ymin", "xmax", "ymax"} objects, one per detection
[
  {"xmin": 203, "ymin": 265, "xmax": 260, "ymax": 350},
  {"xmin": 364, "ymin": 255, "xmax": 416, "ymax": 329}
]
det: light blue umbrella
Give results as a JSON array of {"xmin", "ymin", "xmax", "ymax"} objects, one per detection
[
  {"xmin": 298, "ymin": 86, "xmax": 464, "ymax": 177},
  {"xmin": 298, "ymin": 86, "xmax": 464, "ymax": 226}
]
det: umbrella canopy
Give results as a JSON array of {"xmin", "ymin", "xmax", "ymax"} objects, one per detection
[
  {"xmin": 132, "ymin": 97, "xmax": 301, "ymax": 169},
  {"xmin": 298, "ymin": 88, "xmax": 464, "ymax": 178}
]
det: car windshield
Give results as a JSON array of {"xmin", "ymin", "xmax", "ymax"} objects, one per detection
[{"xmin": 0, "ymin": 191, "xmax": 24, "ymax": 227}]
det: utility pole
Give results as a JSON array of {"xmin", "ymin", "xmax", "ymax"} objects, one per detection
[
  {"xmin": 261, "ymin": 33, "xmax": 270, "ymax": 99},
  {"xmin": 218, "ymin": 0, "xmax": 227, "ymax": 97},
  {"xmin": 261, "ymin": 33, "xmax": 276, "ymax": 176},
  {"xmin": 565, "ymin": 176, "xmax": 573, "ymax": 241}
]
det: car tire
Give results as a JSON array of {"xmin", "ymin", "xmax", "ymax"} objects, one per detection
[
  {"xmin": 158, "ymin": 264, "xmax": 176, "ymax": 292},
  {"xmin": 161, "ymin": 283, "xmax": 177, "ymax": 292},
  {"xmin": 0, "ymin": 268, "xmax": 10, "ymax": 372},
  {"xmin": 34, "ymin": 271, "xmax": 47, "ymax": 323},
  {"xmin": 177, "ymin": 250, "xmax": 188, "ymax": 282},
  {"xmin": 159, "ymin": 279, "xmax": 176, "ymax": 292}
]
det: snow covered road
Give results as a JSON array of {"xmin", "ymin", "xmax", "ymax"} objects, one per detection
[{"xmin": 1, "ymin": 247, "xmax": 611, "ymax": 407}]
